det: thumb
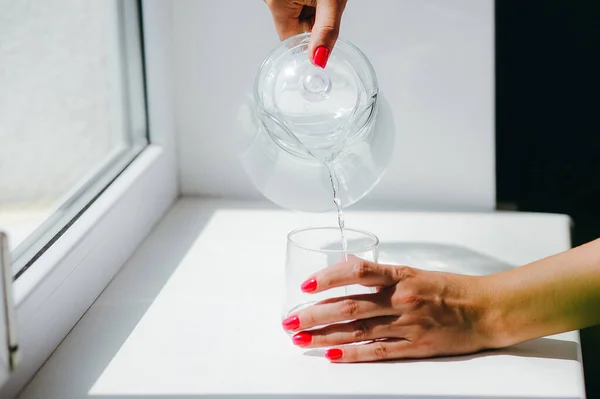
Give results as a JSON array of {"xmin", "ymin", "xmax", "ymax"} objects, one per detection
[{"xmin": 309, "ymin": 0, "xmax": 347, "ymax": 68}]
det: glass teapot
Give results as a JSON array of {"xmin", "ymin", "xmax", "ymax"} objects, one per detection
[{"xmin": 237, "ymin": 33, "xmax": 394, "ymax": 213}]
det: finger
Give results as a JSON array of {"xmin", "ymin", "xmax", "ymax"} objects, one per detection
[
  {"xmin": 297, "ymin": 5, "xmax": 316, "ymax": 32},
  {"xmin": 301, "ymin": 258, "xmax": 413, "ymax": 294},
  {"xmin": 309, "ymin": 0, "xmax": 347, "ymax": 66},
  {"xmin": 265, "ymin": 0, "xmax": 306, "ymax": 40},
  {"xmin": 269, "ymin": 15, "xmax": 303, "ymax": 41},
  {"xmin": 292, "ymin": 316, "xmax": 404, "ymax": 348},
  {"xmin": 324, "ymin": 339, "xmax": 420, "ymax": 363},
  {"xmin": 282, "ymin": 292, "xmax": 392, "ymax": 331}
]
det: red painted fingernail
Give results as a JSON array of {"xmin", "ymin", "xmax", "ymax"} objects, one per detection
[
  {"xmin": 301, "ymin": 278, "xmax": 317, "ymax": 293},
  {"xmin": 313, "ymin": 46, "xmax": 330, "ymax": 68},
  {"xmin": 325, "ymin": 348, "xmax": 343, "ymax": 360},
  {"xmin": 292, "ymin": 332, "xmax": 312, "ymax": 346},
  {"xmin": 282, "ymin": 315, "xmax": 300, "ymax": 331}
]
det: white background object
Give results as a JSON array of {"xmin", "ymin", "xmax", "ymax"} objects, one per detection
[{"xmin": 19, "ymin": 199, "xmax": 584, "ymax": 398}]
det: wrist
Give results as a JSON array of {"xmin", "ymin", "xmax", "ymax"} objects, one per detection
[{"xmin": 470, "ymin": 274, "xmax": 515, "ymax": 349}]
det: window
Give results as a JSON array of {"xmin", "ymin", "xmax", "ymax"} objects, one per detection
[
  {"xmin": 0, "ymin": 2, "xmax": 176, "ymax": 395},
  {"xmin": 0, "ymin": 0, "xmax": 147, "ymax": 277}
]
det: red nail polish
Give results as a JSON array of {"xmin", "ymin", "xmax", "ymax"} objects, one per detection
[
  {"xmin": 292, "ymin": 332, "xmax": 312, "ymax": 346},
  {"xmin": 313, "ymin": 46, "xmax": 330, "ymax": 68},
  {"xmin": 301, "ymin": 278, "xmax": 317, "ymax": 293},
  {"xmin": 282, "ymin": 315, "xmax": 300, "ymax": 331},
  {"xmin": 325, "ymin": 348, "xmax": 343, "ymax": 360}
]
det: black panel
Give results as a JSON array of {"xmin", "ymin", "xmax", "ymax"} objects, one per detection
[{"xmin": 495, "ymin": 1, "xmax": 600, "ymax": 395}]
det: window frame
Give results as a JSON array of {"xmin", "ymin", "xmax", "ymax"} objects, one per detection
[
  {"xmin": 0, "ymin": 1, "xmax": 178, "ymax": 396},
  {"xmin": 10, "ymin": 0, "xmax": 149, "ymax": 278}
]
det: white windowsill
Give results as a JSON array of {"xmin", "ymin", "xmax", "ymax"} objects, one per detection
[
  {"xmin": 18, "ymin": 197, "xmax": 586, "ymax": 399},
  {"xmin": 13, "ymin": 145, "xmax": 167, "ymax": 308},
  {"xmin": 0, "ymin": 145, "xmax": 177, "ymax": 399}
]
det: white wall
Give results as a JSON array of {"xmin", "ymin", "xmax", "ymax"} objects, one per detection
[{"xmin": 173, "ymin": 0, "xmax": 495, "ymax": 211}]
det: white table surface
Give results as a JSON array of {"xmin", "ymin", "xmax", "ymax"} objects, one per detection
[{"xmin": 19, "ymin": 198, "xmax": 586, "ymax": 399}]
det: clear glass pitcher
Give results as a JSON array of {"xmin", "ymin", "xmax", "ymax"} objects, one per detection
[{"xmin": 237, "ymin": 33, "xmax": 394, "ymax": 212}]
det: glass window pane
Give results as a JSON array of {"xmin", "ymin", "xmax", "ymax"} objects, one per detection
[{"xmin": 0, "ymin": 0, "xmax": 147, "ymax": 277}]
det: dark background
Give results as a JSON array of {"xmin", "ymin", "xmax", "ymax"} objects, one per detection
[{"xmin": 496, "ymin": 0, "xmax": 600, "ymax": 395}]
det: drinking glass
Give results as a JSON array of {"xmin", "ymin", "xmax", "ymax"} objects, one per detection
[{"xmin": 282, "ymin": 227, "xmax": 379, "ymax": 332}]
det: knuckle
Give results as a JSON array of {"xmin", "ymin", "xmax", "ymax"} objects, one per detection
[
  {"xmin": 298, "ymin": 309, "xmax": 318, "ymax": 328},
  {"xmin": 315, "ymin": 24, "xmax": 339, "ymax": 40},
  {"xmin": 305, "ymin": 310, "xmax": 318, "ymax": 327},
  {"xmin": 402, "ymin": 294, "xmax": 424, "ymax": 308},
  {"xmin": 382, "ymin": 266, "xmax": 400, "ymax": 284},
  {"xmin": 314, "ymin": 333, "xmax": 330, "ymax": 347},
  {"xmin": 339, "ymin": 299, "xmax": 360, "ymax": 318},
  {"xmin": 401, "ymin": 315, "xmax": 420, "ymax": 327},
  {"xmin": 411, "ymin": 338, "xmax": 434, "ymax": 357},
  {"xmin": 418, "ymin": 316, "xmax": 438, "ymax": 331},
  {"xmin": 392, "ymin": 291, "xmax": 423, "ymax": 310},
  {"xmin": 352, "ymin": 261, "xmax": 371, "ymax": 279},
  {"xmin": 352, "ymin": 320, "xmax": 372, "ymax": 341},
  {"xmin": 373, "ymin": 343, "xmax": 389, "ymax": 360},
  {"xmin": 394, "ymin": 266, "xmax": 415, "ymax": 281},
  {"xmin": 418, "ymin": 337, "xmax": 434, "ymax": 350}
]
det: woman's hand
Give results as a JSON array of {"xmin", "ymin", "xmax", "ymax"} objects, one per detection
[
  {"xmin": 264, "ymin": 0, "xmax": 347, "ymax": 68},
  {"xmin": 281, "ymin": 258, "xmax": 495, "ymax": 362}
]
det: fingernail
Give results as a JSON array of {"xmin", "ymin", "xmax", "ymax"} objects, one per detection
[
  {"xmin": 325, "ymin": 348, "xmax": 343, "ymax": 360},
  {"xmin": 292, "ymin": 332, "xmax": 312, "ymax": 346},
  {"xmin": 282, "ymin": 315, "xmax": 300, "ymax": 331},
  {"xmin": 301, "ymin": 278, "xmax": 317, "ymax": 293},
  {"xmin": 313, "ymin": 46, "xmax": 331, "ymax": 68}
]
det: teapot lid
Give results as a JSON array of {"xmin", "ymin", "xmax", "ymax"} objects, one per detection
[{"xmin": 255, "ymin": 33, "xmax": 378, "ymax": 160}]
